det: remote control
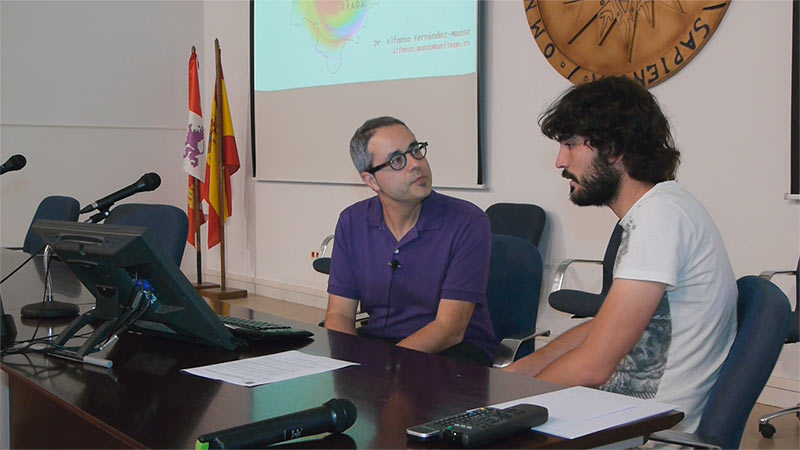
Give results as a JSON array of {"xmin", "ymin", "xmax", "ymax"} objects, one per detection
[
  {"xmin": 439, "ymin": 404, "xmax": 548, "ymax": 448},
  {"xmin": 407, "ymin": 407, "xmax": 501, "ymax": 440}
]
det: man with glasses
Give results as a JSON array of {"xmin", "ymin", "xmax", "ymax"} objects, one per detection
[{"xmin": 324, "ymin": 116, "xmax": 497, "ymax": 366}]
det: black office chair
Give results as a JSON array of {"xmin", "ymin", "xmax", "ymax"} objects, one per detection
[
  {"xmin": 548, "ymin": 224, "xmax": 623, "ymax": 318},
  {"xmin": 488, "ymin": 234, "xmax": 550, "ymax": 368},
  {"xmin": 103, "ymin": 203, "xmax": 189, "ymax": 266},
  {"xmin": 758, "ymin": 256, "xmax": 799, "ymax": 438},
  {"xmin": 648, "ymin": 275, "xmax": 792, "ymax": 449},
  {"xmin": 485, "ymin": 203, "xmax": 546, "ymax": 248},
  {"xmin": 312, "ymin": 234, "xmax": 369, "ymax": 327},
  {"xmin": 312, "ymin": 235, "xmax": 334, "ymax": 275},
  {"xmin": 19, "ymin": 196, "xmax": 80, "ymax": 254}
]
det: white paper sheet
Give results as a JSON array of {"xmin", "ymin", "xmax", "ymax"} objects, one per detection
[
  {"xmin": 491, "ymin": 386, "xmax": 679, "ymax": 439},
  {"xmin": 182, "ymin": 350, "xmax": 359, "ymax": 387}
]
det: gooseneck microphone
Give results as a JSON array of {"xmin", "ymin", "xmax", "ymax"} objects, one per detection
[
  {"xmin": 79, "ymin": 172, "xmax": 161, "ymax": 214},
  {"xmin": 197, "ymin": 398, "xmax": 357, "ymax": 449},
  {"xmin": 0, "ymin": 154, "xmax": 26, "ymax": 175}
]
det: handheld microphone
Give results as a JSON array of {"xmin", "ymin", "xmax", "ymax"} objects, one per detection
[
  {"xmin": 197, "ymin": 398, "xmax": 357, "ymax": 449},
  {"xmin": 0, "ymin": 154, "xmax": 26, "ymax": 175},
  {"xmin": 79, "ymin": 172, "xmax": 161, "ymax": 214}
]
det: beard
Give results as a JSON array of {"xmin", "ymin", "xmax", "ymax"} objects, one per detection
[{"xmin": 562, "ymin": 156, "xmax": 621, "ymax": 207}]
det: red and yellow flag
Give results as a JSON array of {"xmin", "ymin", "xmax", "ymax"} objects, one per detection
[
  {"xmin": 184, "ymin": 48, "xmax": 206, "ymax": 247},
  {"xmin": 201, "ymin": 58, "xmax": 240, "ymax": 249}
]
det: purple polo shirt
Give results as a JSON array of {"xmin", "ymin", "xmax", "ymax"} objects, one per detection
[{"xmin": 328, "ymin": 190, "xmax": 498, "ymax": 360}]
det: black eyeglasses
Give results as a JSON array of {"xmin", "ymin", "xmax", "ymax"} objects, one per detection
[{"xmin": 366, "ymin": 142, "xmax": 428, "ymax": 175}]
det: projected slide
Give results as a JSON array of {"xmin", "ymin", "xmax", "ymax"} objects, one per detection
[
  {"xmin": 251, "ymin": 0, "xmax": 481, "ymax": 187},
  {"xmin": 254, "ymin": 0, "xmax": 477, "ymax": 91}
]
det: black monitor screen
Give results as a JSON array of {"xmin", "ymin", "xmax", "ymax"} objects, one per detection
[{"xmin": 32, "ymin": 219, "xmax": 239, "ymax": 352}]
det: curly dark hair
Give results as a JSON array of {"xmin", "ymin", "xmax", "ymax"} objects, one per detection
[{"xmin": 539, "ymin": 76, "xmax": 680, "ymax": 184}]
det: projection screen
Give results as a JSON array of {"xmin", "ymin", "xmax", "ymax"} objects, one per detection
[{"xmin": 251, "ymin": 0, "xmax": 482, "ymax": 187}]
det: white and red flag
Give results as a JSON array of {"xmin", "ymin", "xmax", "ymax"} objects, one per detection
[{"xmin": 184, "ymin": 48, "xmax": 206, "ymax": 247}]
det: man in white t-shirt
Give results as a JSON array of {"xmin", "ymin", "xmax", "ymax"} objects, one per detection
[{"xmin": 505, "ymin": 76, "xmax": 737, "ymax": 432}]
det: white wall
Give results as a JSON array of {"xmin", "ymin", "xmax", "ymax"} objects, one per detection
[
  {"xmin": 1, "ymin": 0, "xmax": 797, "ymax": 404},
  {"xmin": 0, "ymin": 0, "xmax": 204, "ymax": 268}
]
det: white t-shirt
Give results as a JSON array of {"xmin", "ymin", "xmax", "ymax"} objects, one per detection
[{"xmin": 599, "ymin": 181, "xmax": 737, "ymax": 433}]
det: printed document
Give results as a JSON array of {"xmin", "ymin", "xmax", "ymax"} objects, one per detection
[
  {"xmin": 182, "ymin": 350, "xmax": 359, "ymax": 387},
  {"xmin": 491, "ymin": 386, "xmax": 678, "ymax": 439}
]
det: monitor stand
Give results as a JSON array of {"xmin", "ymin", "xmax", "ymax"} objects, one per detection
[
  {"xmin": 53, "ymin": 310, "xmax": 118, "ymax": 357},
  {"xmin": 53, "ymin": 285, "xmax": 143, "ymax": 357}
]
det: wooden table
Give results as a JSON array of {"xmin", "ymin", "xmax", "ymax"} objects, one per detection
[{"xmin": 1, "ymin": 250, "xmax": 682, "ymax": 448}]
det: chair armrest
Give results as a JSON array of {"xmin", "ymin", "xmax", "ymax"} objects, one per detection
[
  {"xmin": 550, "ymin": 259, "xmax": 603, "ymax": 294},
  {"xmin": 648, "ymin": 430, "xmax": 721, "ymax": 449},
  {"xmin": 759, "ymin": 269, "xmax": 797, "ymax": 280},
  {"xmin": 492, "ymin": 328, "xmax": 551, "ymax": 368},
  {"xmin": 318, "ymin": 235, "xmax": 334, "ymax": 257},
  {"xmin": 355, "ymin": 311, "xmax": 369, "ymax": 326}
]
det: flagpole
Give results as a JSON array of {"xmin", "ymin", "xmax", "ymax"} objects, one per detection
[
  {"xmin": 188, "ymin": 45, "xmax": 218, "ymax": 292},
  {"xmin": 214, "ymin": 38, "xmax": 228, "ymax": 292},
  {"xmin": 191, "ymin": 46, "xmax": 204, "ymax": 286},
  {"xmin": 201, "ymin": 39, "xmax": 245, "ymax": 302},
  {"xmin": 193, "ymin": 180, "xmax": 203, "ymax": 280},
  {"xmin": 193, "ymin": 172, "xmax": 218, "ymax": 290}
]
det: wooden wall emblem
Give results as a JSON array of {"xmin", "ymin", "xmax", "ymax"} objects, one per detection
[{"xmin": 524, "ymin": 0, "xmax": 731, "ymax": 88}]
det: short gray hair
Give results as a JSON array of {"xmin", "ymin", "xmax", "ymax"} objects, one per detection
[{"xmin": 349, "ymin": 116, "xmax": 407, "ymax": 173}]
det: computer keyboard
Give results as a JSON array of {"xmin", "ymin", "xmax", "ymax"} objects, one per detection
[{"xmin": 218, "ymin": 315, "xmax": 313, "ymax": 341}]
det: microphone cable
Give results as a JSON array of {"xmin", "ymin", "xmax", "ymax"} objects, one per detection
[
  {"xmin": 94, "ymin": 275, "xmax": 154, "ymax": 351},
  {"xmin": 378, "ymin": 259, "xmax": 400, "ymax": 340},
  {"xmin": 1, "ymin": 251, "xmax": 54, "ymax": 357},
  {"xmin": 0, "ymin": 244, "xmax": 46, "ymax": 284}
]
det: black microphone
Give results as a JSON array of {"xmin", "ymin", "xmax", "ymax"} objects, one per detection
[
  {"xmin": 379, "ymin": 259, "xmax": 401, "ymax": 339},
  {"xmin": 0, "ymin": 154, "xmax": 26, "ymax": 175},
  {"xmin": 197, "ymin": 398, "xmax": 357, "ymax": 449},
  {"xmin": 79, "ymin": 172, "xmax": 161, "ymax": 214}
]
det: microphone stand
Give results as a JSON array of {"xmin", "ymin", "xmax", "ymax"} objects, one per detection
[
  {"xmin": 16, "ymin": 200, "xmax": 112, "ymax": 321},
  {"xmin": 20, "ymin": 245, "xmax": 79, "ymax": 320},
  {"xmin": 86, "ymin": 206, "xmax": 110, "ymax": 224}
]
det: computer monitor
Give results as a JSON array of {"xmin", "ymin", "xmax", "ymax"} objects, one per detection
[{"xmin": 32, "ymin": 219, "xmax": 240, "ymax": 356}]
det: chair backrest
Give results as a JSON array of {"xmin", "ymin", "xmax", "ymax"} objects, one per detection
[
  {"xmin": 548, "ymin": 223, "xmax": 623, "ymax": 318},
  {"xmin": 23, "ymin": 196, "xmax": 80, "ymax": 254},
  {"xmin": 485, "ymin": 203, "xmax": 546, "ymax": 248},
  {"xmin": 487, "ymin": 234, "xmax": 543, "ymax": 359},
  {"xmin": 599, "ymin": 223, "xmax": 624, "ymax": 297},
  {"xmin": 103, "ymin": 203, "xmax": 188, "ymax": 266},
  {"xmin": 695, "ymin": 275, "xmax": 792, "ymax": 449}
]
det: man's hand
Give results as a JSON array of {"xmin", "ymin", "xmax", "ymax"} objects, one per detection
[
  {"xmin": 535, "ymin": 279, "xmax": 667, "ymax": 386},
  {"xmin": 505, "ymin": 279, "xmax": 666, "ymax": 387},
  {"xmin": 325, "ymin": 294, "xmax": 359, "ymax": 336},
  {"xmin": 504, "ymin": 320, "xmax": 592, "ymax": 377},
  {"xmin": 397, "ymin": 298, "xmax": 475, "ymax": 353}
]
